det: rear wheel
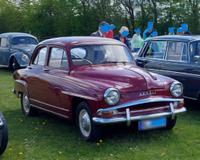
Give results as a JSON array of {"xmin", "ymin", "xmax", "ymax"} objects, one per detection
[
  {"xmin": 9, "ymin": 57, "xmax": 20, "ymax": 72},
  {"xmin": 76, "ymin": 102, "xmax": 101, "ymax": 141},
  {"xmin": 21, "ymin": 93, "xmax": 38, "ymax": 116},
  {"xmin": 0, "ymin": 112, "xmax": 8, "ymax": 155}
]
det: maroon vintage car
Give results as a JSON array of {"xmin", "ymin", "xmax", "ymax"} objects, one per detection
[{"xmin": 13, "ymin": 37, "xmax": 186, "ymax": 141}]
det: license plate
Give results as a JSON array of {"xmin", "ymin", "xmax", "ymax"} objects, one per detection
[{"xmin": 138, "ymin": 117, "xmax": 166, "ymax": 131}]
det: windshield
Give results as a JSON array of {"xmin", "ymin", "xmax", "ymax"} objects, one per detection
[
  {"xmin": 70, "ymin": 45, "xmax": 133, "ymax": 66},
  {"xmin": 11, "ymin": 36, "xmax": 38, "ymax": 45}
]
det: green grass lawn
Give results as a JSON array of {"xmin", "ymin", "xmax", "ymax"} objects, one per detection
[{"xmin": 0, "ymin": 69, "xmax": 200, "ymax": 160}]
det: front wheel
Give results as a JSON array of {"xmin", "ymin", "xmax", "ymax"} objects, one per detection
[
  {"xmin": 21, "ymin": 93, "xmax": 38, "ymax": 116},
  {"xmin": 76, "ymin": 102, "xmax": 101, "ymax": 141},
  {"xmin": 0, "ymin": 113, "xmax": 8, "ymax": 155}
]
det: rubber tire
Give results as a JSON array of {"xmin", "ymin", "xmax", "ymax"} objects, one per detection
[
  {"xmin": 21, "ymin": 93, "xmax": 38, "ymax": 117},
  {"xmin": 76, "ymin": 102, "xmax": 101, "ymax": 141},
  {"xmin": 166, "ymin": 116, "xmax": 177, "ymax": 130},
  {"xmin": 9, "ymin": 57, "xmax": 20, "ymax": 72},
  {"xmin": 0, "ymin": 112, "xmax": 8, "ymax": 155}
]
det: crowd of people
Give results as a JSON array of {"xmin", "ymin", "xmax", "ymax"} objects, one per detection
[{"xmin": 91, "ymin": 21, "xmax": 191, "ymax": 51}]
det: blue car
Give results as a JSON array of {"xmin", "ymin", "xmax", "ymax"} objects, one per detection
[{"xmin": 0, "ymin": 32, "xmax": 38, "ymax": 71}]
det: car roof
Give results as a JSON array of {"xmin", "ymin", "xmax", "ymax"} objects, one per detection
[
  {"xmin": 145, "ymin": 35, "xmax": 200, "ymax": 43},
  {"xmin": 0, "ymin": 32, "xmax": 37, "ymax": 39},
  {"xmin": 39, "ymin": 36, "xmax": 125, "ymax": 47}
]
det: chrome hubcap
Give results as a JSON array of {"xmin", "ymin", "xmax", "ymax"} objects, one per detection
[
  {"xmin": 23, "ymin": 94, "xmax": 30, "ymax": 113},
  {"xmin": 79, "ymin": 109, "xmax": 91, "ymax": 137}
]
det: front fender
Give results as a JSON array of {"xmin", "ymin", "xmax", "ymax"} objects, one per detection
[
  {"xmin": 10, "ymin": 52, "xmax": 30, "ymax": 67},
  {"xmin": 14, "ymin": 79, "xmax": 28, "ymax": 98}
]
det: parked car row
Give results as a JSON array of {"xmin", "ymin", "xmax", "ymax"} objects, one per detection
[{"xmin": 0, "ymin": 32, "xmax": 199, "ymax": 142}]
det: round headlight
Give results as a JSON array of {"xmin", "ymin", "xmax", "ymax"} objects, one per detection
[
  {"xmin": 170, "ymin": 82, "xmax": 183, "ymax": 97},
  {"xmin": 21, "ymin": 54, "xmax": 30, "ymax": 62},
  {"xmin": 104, "ymin": 88, "xmax": 120, "ymax": 105}
]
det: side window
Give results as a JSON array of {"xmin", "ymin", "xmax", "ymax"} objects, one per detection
[
  {"xmin": 190, "ymin": 41, "xmax": 200, "ymax": 64},
  {"xmin": 144, "ymin": 41, "xmax": 167, "ymax": 59},
  {"xmin": 70, "ymin": 48, "xmax": 88, "ymax": 66},
  {"xmin": 0, "ymin": 38, "xmax": 9, "ymax": 48},
  {"xmin": 49, "ymin": 48, "xmax": 68, "ymax": 69},
  {"xmin": 33, "ymin": 47, "xmax": 47, "ymax": 65},
  {"xmin": 166, "ymin": 41, "xmax": 188, "ymax": 62}
]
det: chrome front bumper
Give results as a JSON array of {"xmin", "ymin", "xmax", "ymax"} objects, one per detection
[{"xmin": 93, "ymin": 98, "xmax": 186, "ymax": 125}]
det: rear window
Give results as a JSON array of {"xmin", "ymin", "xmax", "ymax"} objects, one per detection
[
  {"xmin": 11, "ymin": 36, "xmax": 38, "ymax": 45},
  {"xmin": 166, "ymin": 41, "xmax": 188, "ymax": 62}
]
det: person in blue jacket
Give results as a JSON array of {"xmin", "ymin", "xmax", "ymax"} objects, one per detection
[
  {"xmin": 143, "ymin": 21, "xmax": 154, "ymax": 39},
  {"xmin": 168, "ymin": 27, "xmax": 175, "ymax": 35},
  {"xmin": 176, "ymin": 27, "xmax": 184, "ymax": 35},
  {"xmin": 151, "ymin": 31, "xmax": 158, "ymax": 37},
  {"xmin": 181, "ymin": 23, "xmax": 191, "ymax": 35}
]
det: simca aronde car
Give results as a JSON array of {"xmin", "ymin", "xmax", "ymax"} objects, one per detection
[
  {"xmin": 13, "ymin": 37, "xmax": 186, "ymax": 141},
  {"xmin": 0, "ymin": 32, "xmax": 38, "ymax": 71},
  {"xmin": 136, "ymin": 35, "xmax": 200, "ymax": 102}
]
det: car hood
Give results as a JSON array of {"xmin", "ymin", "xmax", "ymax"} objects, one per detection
[
  {"xmin": 12, "ymin": 44, "xmax": 37, "ymax": 55},
  {"xmin": 71, "ymin": 64, "xmax": 168, "ymax": 92}
]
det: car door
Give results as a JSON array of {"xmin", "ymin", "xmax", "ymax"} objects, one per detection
[
  {"xmin": 158, "ymin": 41, "xmax": 194, "ymax": 98},
  {"xmin": 136, "ymin": 40, "xmax": 167, "ymax": 73},
  {"xmin": 27, "ymin": 46, "xmax": 50, "ymax": 110},
  {"xmin": 182, "ymin": 41, "xmax": 200, "ymax": 100},
  {"xmin": 0, "ymin": 37, "xmax": 10, "ymax": 66},
  {"xmin": 43, "ymin": 47, "xmax": 71, "ymax": 117}
]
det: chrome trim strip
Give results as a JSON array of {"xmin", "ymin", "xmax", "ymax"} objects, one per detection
[
  {"xmin": 97, "ymin": 98, "xmax": 183, "ymax": 112},
  {"xmin": 61, "ymin": 91, "xmax": 97, "ymax": 101},
  {"xmin": 126, "ymin": 108, "xmax": 131, "ymax": 126},
  {"xmin": 0, "ymin": 65, "xmax": 8, "ymax": 67},
  {"xmin": 130, "ymin": 106, "xmax": 169, "ymax": 114},
  {"xmin": 170, "ymin": 103, "xmax": 175, "ymax": 119},
  {"xmin": 183, "ymin": 96, "xmax": 198, "ymax": 101},
  {"xmin": 31, "ymin": 104, "xmax": 69, "ymax": 119},
  {"xmin": 30, "ymin": 98, "xmax": 70, "ymax": 112},
  {"xmin": 148, "ymin": 68, "xmax": 200, "ymax": 78},
  {"xmin": 93, "ymin": 107, "xmax": 186, "ymax": 124}
]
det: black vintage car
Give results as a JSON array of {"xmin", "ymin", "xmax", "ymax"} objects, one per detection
[
  {"xmin": 136, "ymin": 35, "xmax": 200, "ymax": 102},
  {"xmin": 0, "ymin": 32, "xmax": 38, "ymax": 71}
]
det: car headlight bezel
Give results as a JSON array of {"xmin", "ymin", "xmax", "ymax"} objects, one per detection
[
  {"xmin": 21, "ymin": 54, "xmax": 30, "ymax": 62},
  {"xmin": 104, "ymin": 88, "xmax": 120, "ymax": 106},
  {"xmin": 170, "ymin": 82, "xmax": 183, "ymax": 97}
]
